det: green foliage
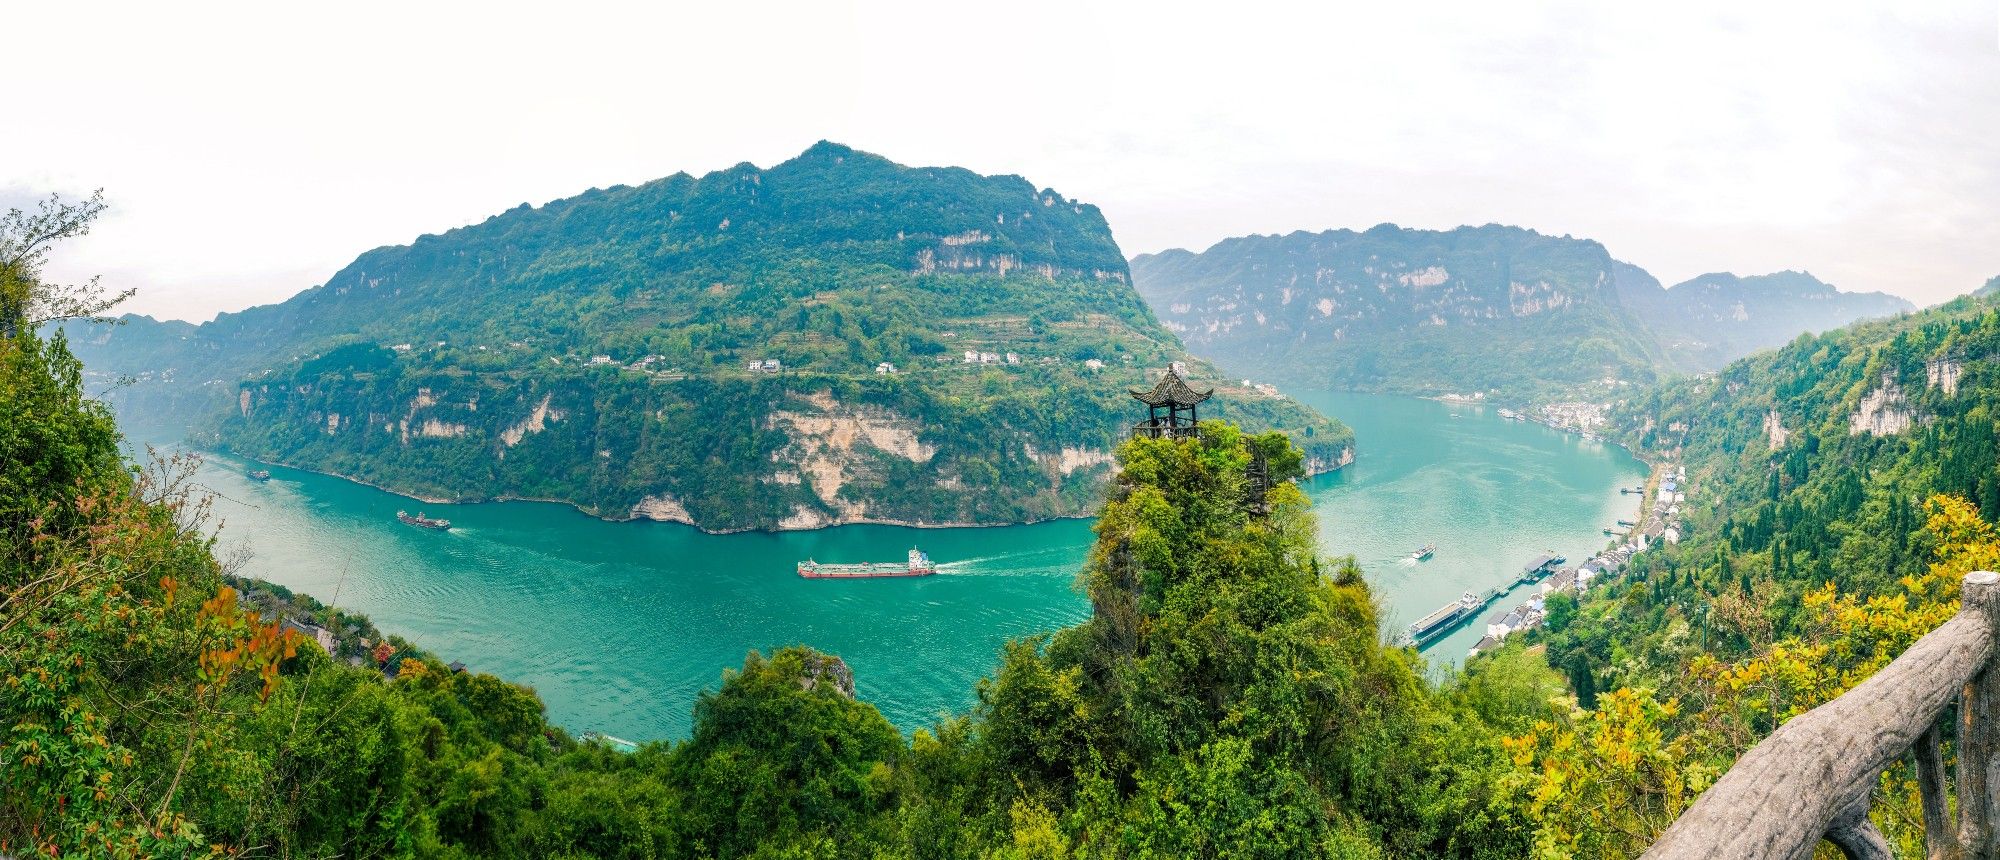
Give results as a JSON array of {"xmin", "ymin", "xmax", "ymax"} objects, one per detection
[
  {"xmin": 0, "ymin": 327, "xmax": 1514, "ymax": 858},
  {"xmin": 669, "ymin": 648, "xmax": 902, "ymax": 857},
  {"xmin": 6, "ymin": 205, "xmax": 1536, "ymax": 859},
  {"xmin": 1507, "ymin": 289, "xmax": 2000, "ymax": 855},
  {"xmin": 0, "ymin": 328, "xmax": 122, "ymax": 537}
]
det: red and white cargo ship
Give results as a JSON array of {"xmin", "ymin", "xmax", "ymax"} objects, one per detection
[{"xmin": 798, "ymin": 547, "xmax": 938, "ymax": 579}]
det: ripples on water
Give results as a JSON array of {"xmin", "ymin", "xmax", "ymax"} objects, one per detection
[{"xmin": 183, "ymin": 391, "xmax": 1646, "ymax": 741}]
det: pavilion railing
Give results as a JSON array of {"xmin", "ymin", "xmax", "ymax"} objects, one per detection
[
  {"xmin": 1642, "ymin": 570, "xmax": 2000, "ymax": 860},
  {"xmin": 1127, "ymin": 420, "xmax": 1202, "ymax": 441}
]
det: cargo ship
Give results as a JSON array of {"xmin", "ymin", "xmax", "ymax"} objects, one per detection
[
  {"xmin": 1409, "ymin": 591, "xmax": 1485, "ymax": 646},
  {"xmin": 798, "ymin": 547, "xmax": 937, "ymax": 579},
  {"xmin": 396, "ymin": 510, "xmax": 452, "ymax": 530}
]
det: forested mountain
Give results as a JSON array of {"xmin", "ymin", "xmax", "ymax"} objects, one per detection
[
  {"xmin": 1131, "ymin": 225, "xmax": 1912, "ymax": 402},
  {"xmin": 1501, "ymin": 280, "xmax": 2000, "ymax": 853},
  {"xmin": 63, "ymin": 143, "xmax": 1350, "ymax": 531}
]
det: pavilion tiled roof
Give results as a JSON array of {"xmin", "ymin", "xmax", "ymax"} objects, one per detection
[{"xmin": 1131, "ymin": 367, "xmax": 1213, "ymax": 407}]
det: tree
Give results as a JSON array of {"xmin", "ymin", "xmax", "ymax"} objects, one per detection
[{"xmin": 0, "ymin": 190, "xmax": 126, "ymax": 336}]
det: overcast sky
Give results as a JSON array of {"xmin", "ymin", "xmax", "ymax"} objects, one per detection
[{"xmin": 7, "ymin": 0, "xmax": 1996, "ymax": 322}]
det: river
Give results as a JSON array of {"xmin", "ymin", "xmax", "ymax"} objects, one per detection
[{"xmin": 179, "ymin": 390, "xmax": 1646, "ymax": 741}]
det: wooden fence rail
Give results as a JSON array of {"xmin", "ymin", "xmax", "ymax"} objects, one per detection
[{"xmin": 1642, "ymin": 570, "xmax": 2000, "ymax": 860}]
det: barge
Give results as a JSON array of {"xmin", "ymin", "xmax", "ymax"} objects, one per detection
[
  {"xmin": 1409, "ymin": 591, "xmax": 1485, "ymax": 646},
  {"xmin": 799, "ymin": 547, "xmax": 937, "ymax": 579},
  {"xmin": 397, "ymin": 510, "xmax": 452, "ymax": 530}
]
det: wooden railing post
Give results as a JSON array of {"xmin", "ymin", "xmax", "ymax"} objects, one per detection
[
  {"xmin": 1917, "ymin": 723, "xmax": 1961, "ymax": 860},
  {"xmin": 1960, "ymin": 570, "xmax": 2000, "ymax": 859},
  {"xmin": 1642, "ymin": 570, "xmax": 2000, "ymax": 860}
]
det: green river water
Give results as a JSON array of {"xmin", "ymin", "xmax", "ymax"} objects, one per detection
[{"xmin": 183, "ymin": 390, "xmax": 1647, "ymax": 741}]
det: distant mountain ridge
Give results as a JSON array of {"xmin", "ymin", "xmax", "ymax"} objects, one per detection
[
  {"xmin": 1131, "ymin": 224, "xmax": 1913, "ymax": 401},
  {"xmin": 64, "ymin": 142, "xmax": 1352, "ymax": 531},
  {"xmin": 1131, "ymin": 224, "xmax": 1668, "ymax": 403},
  {"xmin": 1616, "ymin": 267, "xmax": 1914, "ymax": 370}
]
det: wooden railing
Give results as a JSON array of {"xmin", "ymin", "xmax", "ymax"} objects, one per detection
[{"xmin": 1643, "ymin": 570, "xmax": 2000, "ymax": 860}]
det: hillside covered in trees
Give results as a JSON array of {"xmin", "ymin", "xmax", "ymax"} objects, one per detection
[
  {"xmin": 60, "ymin": 144, "xmax": 1350, "ymax": 532},
  {"xmin": 1498, "ymin": 284, "xmax": 2000, "ymax": 855},
  {"xmin": 1132, "ymin": 225, "xmax": 1912, "ymax": 405}
]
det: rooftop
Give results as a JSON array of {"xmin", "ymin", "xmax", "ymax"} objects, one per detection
[{"xmin": 1131, "ymin": 366, "xmax": 1213, "ymax": 407}]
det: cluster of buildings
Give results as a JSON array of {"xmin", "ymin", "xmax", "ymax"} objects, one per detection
[
  {"xmin": 1537, "ymin": 401, "xmax": 1610, "ymax": 434},
  {"xmin": 275, "ymin": 610, "xmax": 471, "ymax": 679},
  {"xmin": 564, "ymin": 353, "xmax": 688, "ymax": 377},
  {"xmin": 1467, "ymin": 463, "xmax": 1690, "ymax": 657},
  {"xmin": 1241, "ymin": 379, "xmax": 1285, "ymax": 399},
  {"xmin": 553, "ymin": 348, "xmax": 1146, "ymax": 379},
  {"xmin": 279, "ymin": 617, "xmax": 340, "ymax": 655}
]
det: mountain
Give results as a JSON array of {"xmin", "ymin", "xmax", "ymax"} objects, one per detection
[
  {"xmin": 1615, "ymin": 268, "xmax": 1913, "ymax": 370},
  {"xmin": 1496, "ymin": 282, "xmax": 2000, "ymax": 848},
  {"xmin": 1130, "ymin": 224, "xmax": 1668, "ymax": 403},
  {"xmin": 63, "ymin": 143, "xmax": 1351, "ymax": 531},
  {"xmin": 1130, "ymin": 225, "xmax": 1913, "ymax": 403}
]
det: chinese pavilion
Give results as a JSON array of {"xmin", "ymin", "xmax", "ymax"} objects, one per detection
[{"xmin": 1130, "ymin": 366, "xmax": 1212, "ymax": 440}]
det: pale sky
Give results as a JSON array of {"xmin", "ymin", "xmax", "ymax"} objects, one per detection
[{"xmin": 7, "ymin": 0, "xmax": 1997, "ymax": 322}]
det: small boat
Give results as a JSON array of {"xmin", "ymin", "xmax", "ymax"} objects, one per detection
[
  {"xmin": 248, "ymin": 469, "xmax": 271, "ymax": 481},
  {"xmin": 799, "ymin": 547, "xmax": 937, "ymax": 579},
  {"xmin": 1603, "ymin": 528, "xmax": 1617, "ymax": 535},
  {"xmin": 1497, "ymin": 408, "xmax": 1519, "ymax": 420},
  {"xmin": 1409, "ymin": 544, "xmax": 1435, "ymax": 562},
  {"xmin": 580, "ymin": 731, "xmax": 639, "ymax": 753},
  {"xmin": 397, "ymin": 510, "xmax": 451, "ymax": 530},
  {"xmin": 1616, "ymin": 519, "xmax": 1636, "ymax": 527}
]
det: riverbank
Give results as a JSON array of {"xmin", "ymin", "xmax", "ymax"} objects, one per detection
[
  {"xmin": 1463, "ymin": 453, "xmax": 1689, "ymax": 658},
  {"xmin": 219, "ymin": 441, "xmax": 1353, "ymax": 536},
  {"xmin": 194, "ymin": 390, "xmax": 1640, "ymax": 739}
]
